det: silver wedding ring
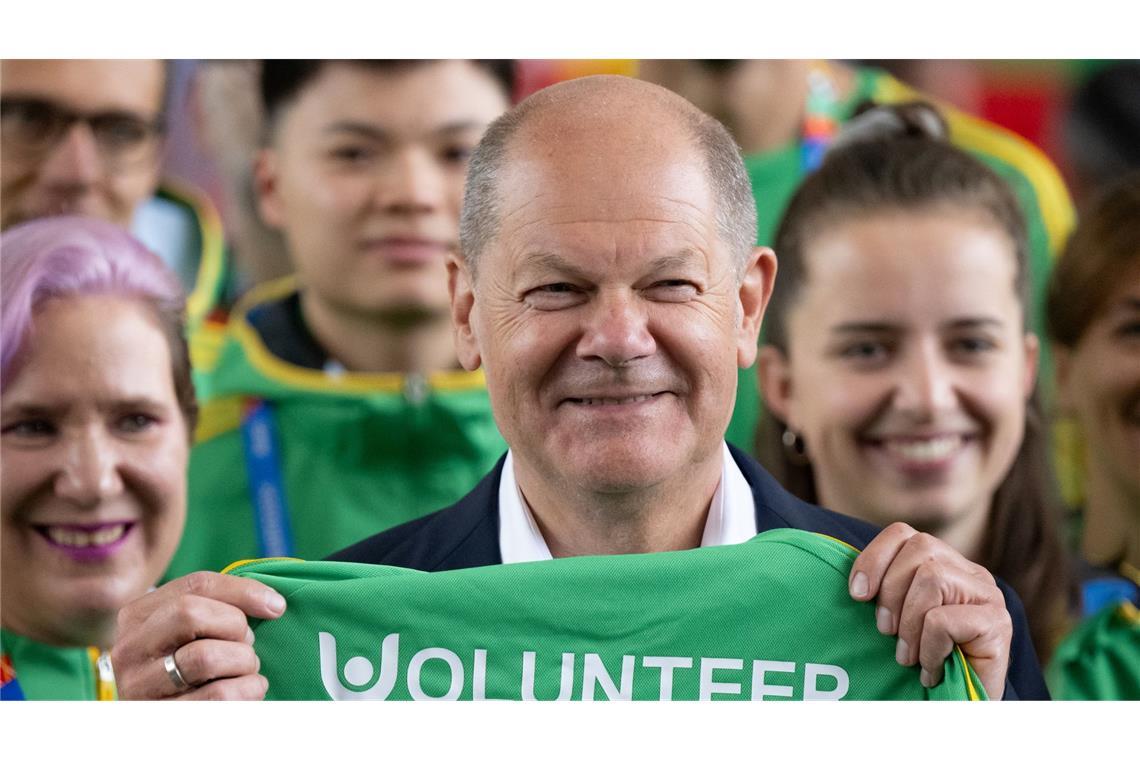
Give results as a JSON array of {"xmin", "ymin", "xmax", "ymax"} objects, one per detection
[{"xmin": 164, "ymin": 652, "xmax": 190, "ymax": 691}]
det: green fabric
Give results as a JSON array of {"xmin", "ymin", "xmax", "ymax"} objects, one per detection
[
  {"xmin": 0, "ymin": 629, "xmax": 109, "ymax": 701},
  {"xmin": 168, "ymin": 288, "xmax": 507, "ymax": 577},
  {"xmin": 1047, "ymin": 601, "xmax": 1140, "ymax": 700},
  {"xmin": 728, "ymin": 66, "xmax": 1070, "ymax": 454},
  {"xmin": 230, "ymin": 529, "xmax": 986, "ymax": 701}
]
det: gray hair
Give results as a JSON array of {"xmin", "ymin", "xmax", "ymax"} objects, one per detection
[{"xmin": 459, "ymin": 78, "xmax": 758, "ymax": 277}]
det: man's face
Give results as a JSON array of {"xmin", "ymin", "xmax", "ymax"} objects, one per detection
[
  {"xmin": 257, "ymin": 62, "xmax": 509, "ymax": 321},
  {"xmin": 452, "ymin": 122, "xmax": 771, "ymax": 495},
  {"xmin": 0, "ymin": 60, "xmax": 165, "ymax": 230}
]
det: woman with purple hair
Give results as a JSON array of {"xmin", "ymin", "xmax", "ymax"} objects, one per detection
[{"xmin": 1, "ymin": 216, "xmax": 196, "ymax": 699}]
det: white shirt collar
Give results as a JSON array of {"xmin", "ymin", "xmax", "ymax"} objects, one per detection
[{"xmin": 498, "ymin": 442, "xmax": 757, "ymax": 565}]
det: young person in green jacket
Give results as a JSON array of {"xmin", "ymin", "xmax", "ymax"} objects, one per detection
[
  {"xmin": 1, "ymin": 217, "xmax": 196, "ymax": 699},
  {"xmin": 1045, "ymin": 172, "xmax": 1140, "ymax": 699},
  {"xmin": 639, "ymin": 60, "xmax": 1076, "ymax": 455},
  {"xmin": 167, "ymin": 61, "xmax": 513, "ymax": 576}
]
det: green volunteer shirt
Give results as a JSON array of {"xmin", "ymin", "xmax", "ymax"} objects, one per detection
[
  {"xmin": 167, "ymin": 277, "xmax": 506, "ymax": 578},
  {"xmin": 0, "ymin": 629, "xmax": 115, "ymax": 701},
  {"xmin": 228, "ymin": 529, "xmax": 986, "ymax": 701},
  {"xmin": 728, "ymin": 66, "xmax": 1075, "ymax": 454},
  {"xmin": 1047, "ymin": 601, "xmax": 1140, "ymax": 700}
]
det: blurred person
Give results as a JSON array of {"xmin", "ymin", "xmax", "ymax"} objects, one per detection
[
  {"xmin": 0, "ymin": 216, "xmax": 195, "ymax": 699},
  {"xmin": 1045, "ymin": 172, "xmax": 1140, "ymax": 699},
  {"xmin": 756, "ymin": 104, "xmax": 1071, "ymax": 662},
  {"xmin": 639, "ymin": 60, "xmax": 1075, "ymax": 456},
  {"xmin": 1062, "ymin": 61, "xmax": 1140, "ymax": 205},
  {"xmin": 189, "ymin": 60, "xmax": 291, "ymax": 289},
  {"xmin": 0, "ymin": 59, "xmax": 232, "ymax": 344},
  {"xmin": 115, "ymin": 77, "xmax": 1043, "ymax": 702},
  {"xmin": 166, "ymin": 60, "xmax": 514, "ymax": 576}
]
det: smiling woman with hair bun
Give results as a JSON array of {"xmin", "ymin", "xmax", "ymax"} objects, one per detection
[
  {"xmin": 755, "ymin": 102, "xmax": 1072, "ymax": 663},
  {"xmin": 0, "ymin": 216, "xmax": 194, "ymax": 699}
]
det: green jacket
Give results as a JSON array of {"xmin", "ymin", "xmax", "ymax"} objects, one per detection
[
  {"xmin": 0, "ymin": 629, "xmax": 115, "ymax": 701},
  {"xmin": 729, "ymin": 65, "xmax": 1076, "ymax": 454},
  {"xmin": 168, "ymin": 278, "xmax": 506, "ymax": 577},
  {"xmin": 229, "ymin": 529, "xmax": 985, "ymax": 701},
  {"xmin": 1047, "ymin": 601, "xmax": 1140, "ymax": 700}
]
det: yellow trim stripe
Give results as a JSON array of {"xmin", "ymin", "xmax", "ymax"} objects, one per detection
[
  {"xmin": 817, "ymin": 533, "xmax": 860, "ymax": 555},
  {"xmin": 1118, "ymin": 601, "xmax": 1140, "ymax": 625},
  {"xmin": 194, "ymin": 395, "xmax": 246, "ymax": 444},
  {"xmin": 159, "ymin": 178, "xmax": 228, "ymax": 326},
  {"xmin": 953, "ymin": 647, "xmax": 983, "ymax": 701},
  {"xmin": 221, "ymin": 556, "xmax": 305, "ymax": 575},
  {"xmin": 871, "ymin": 75, "xmax": 1075, "ymax": 258},
  {"xmin": 230, "ymin": 277, "xmax": 488, "ymax": 395}
]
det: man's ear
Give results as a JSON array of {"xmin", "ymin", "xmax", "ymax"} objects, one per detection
[
  {"xmin": 756, "ymin": 343, "xmax": 795, "ymax": 427},
  {"xmin": 737, "ymin": 246, "xmax": 778, "ymax": 369},
  {"xmin": 448, "ymin": 254, "xmax": 482, "ymax": 371},
  {"xmin": 253, "ymin": 148, "xmax": 285, "ymax": 229}
]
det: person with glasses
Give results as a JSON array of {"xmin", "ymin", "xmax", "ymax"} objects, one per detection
[{"xmin": 0, "ymin": 59, "xmax": 231, "ymax": 349}]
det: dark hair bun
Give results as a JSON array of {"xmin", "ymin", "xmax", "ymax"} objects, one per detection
[{"xmin": 829, "ymin": 101, "xmax": 949, "ymax": 154}]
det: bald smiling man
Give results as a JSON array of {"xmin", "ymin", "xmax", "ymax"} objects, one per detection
[{"xmin": 112, "ymin": 76, "xmax": 1046, "ymax": 700}]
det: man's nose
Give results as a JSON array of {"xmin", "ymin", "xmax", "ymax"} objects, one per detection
[
  {"xmin": 577, "ymin": 291, "xmax": 656, "ymax": 367},
  {"xmin": 894, "ymin": 342, "xmax": 957, "ymax": 419},
  {"xmin": 375, "ymin": 148, "xmax": 443, "ymax": 214},
  {"xmin": 39, "ymin": 122, "xmax": 104, "ymax": 186},
  {"xmin": 54, "ymin": 427, "xmax": 124, "ymax": 507}
]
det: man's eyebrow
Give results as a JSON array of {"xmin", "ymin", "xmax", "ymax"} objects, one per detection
[
  {"xmin": 516, "ymin": 252, "xmax": 593, "ymax": 281},
  {"xmin": 940, "ymin": 317, "xmax": 1005, "ymax": 330},
  {"xmin": 323, "ymin": 119, "xmax": 489, "ymax": 141},
  {"xmin": 645, "ymin": 251, "xmax": 702, "ymax": 274},
  {"xmin": 830, "ymin": 321, "xmax": 899, "ymax": 334},
  {"xmin": 0, "ymin": 401, "xmax": 59, "ymax": 419}
]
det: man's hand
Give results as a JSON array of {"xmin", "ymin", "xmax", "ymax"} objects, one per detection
[
  {"xmin": 848, "ymin": 522, "xmax": 1012, "ymax": 699},
  {"xmin": 112, "ymin": 571, "xmax": 287, "ymax": 700}
]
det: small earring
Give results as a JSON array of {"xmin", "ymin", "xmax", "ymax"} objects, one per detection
[{"xmin": 781, "ymin": 428, "xmax": 811, "ymax": 466}]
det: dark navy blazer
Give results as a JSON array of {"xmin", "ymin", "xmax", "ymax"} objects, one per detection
[{"xmin": 329, "ymin": 444, "xmax": 1048, "ymax": 699}]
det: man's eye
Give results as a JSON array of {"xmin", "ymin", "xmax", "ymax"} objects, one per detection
[
  {"xmin": 440, "ymin": 145, "xmax": 474, "ymax": 165},
  {"xmin": 1114, "ymin": 320, "xmax": 1140, "ymax": 340},
  {"xmin": 949, "ymin": 336, "xmax": 996, "ymax": 356},
  {"xmin": 1, "ymin": 419, "xmax": 56, "ymax": 438},
  {"xmin": 840, "ymin": 342, "xmax": 889, "ymax": 362},
  {"xmin": 117, "ymin": 414, "xmax": 157, "ymax": 434},
  {"xmin": 647, "ymin": 280, "xmax": 699, "ymax": 301},
  {"xmin": 524, "ymin": 284, "xmax": 586, "ymax": 310},
  {"xmin": 329, "ymin": 145, "xmax": 375, "ymax": 164},
  {"xmin": 1, "ymin": 100, "xmax": 57, "ymax": 131},
  {"xmin": 92, "ymin": 116, "xmax": 149, "ymax": 148}
]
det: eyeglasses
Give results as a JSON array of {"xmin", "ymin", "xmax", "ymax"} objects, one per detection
[{"xmin": 1, "ymin": 97, "xmax": 165, "ymax": 169}]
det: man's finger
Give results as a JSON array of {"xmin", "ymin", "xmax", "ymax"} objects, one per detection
[
  {"xmin": 917, "ymin": 604, "xmax": 1010, "ymax": 700},
  {"xmin": 169, "ymin": 639, "xmax": 261, "ymax": 690},
  {"xmin": 848, "ymin": 522, "xmax": 917, "ymax": 603},
  {"xmin": 893, "ymin": 557, "xmax": 989, "ymax": 665},
  {"xmin": 169, "ymin": 674, "xmax": 270, "ymax": 701}
]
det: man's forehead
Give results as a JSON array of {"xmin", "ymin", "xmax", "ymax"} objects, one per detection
[{"xmin": 0, "ymin": 59, "xmax": 164, "ymax": 115}]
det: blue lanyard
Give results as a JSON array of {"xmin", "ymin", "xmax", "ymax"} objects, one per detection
[{"xmin": 240, "ymin": 399, "xmax": 295, "ymax": 558}]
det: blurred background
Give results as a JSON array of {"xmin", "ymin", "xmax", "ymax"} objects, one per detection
[{"xmin": 163, "ymin": 58, "xmax": 1137, "ymax": 230}]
